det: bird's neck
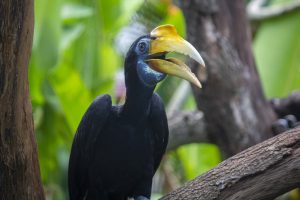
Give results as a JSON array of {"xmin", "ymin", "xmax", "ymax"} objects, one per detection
[{"xmin": 121, "ymin": 82, "xmax": 155, "ymax": 122}]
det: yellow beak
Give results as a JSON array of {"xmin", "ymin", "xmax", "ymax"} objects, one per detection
[{"xmin": 147, "ymin": 24, "xmax": 205, "ymax": 88}]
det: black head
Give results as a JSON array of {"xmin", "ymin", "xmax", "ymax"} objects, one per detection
[{"xmin": 124, "ymin": 35, "xmax": 166, "ymax": 89}]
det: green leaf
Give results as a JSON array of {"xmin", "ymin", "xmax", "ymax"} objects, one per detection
[
  {"xmin": 49, "ymin": 61, "xmax": 92, "ymax": 133},
  {"xmin": 30, "ymin": 0, "xmax": 61, "ymax": 104},
  {"xmin": 60, "ymin": 24, "xmax": 85, "ymax": 51},
  {"xmin": 177, "ymin": 144, "xmax": 221, "ymax": 180},
  {"xmin": 183, "ymin": 93, "xmax": 196, "ymax": 110},
  {"xmin": 98, "ymin": 41, "xmax": 121, "ymax": 91},
  {"xmin": 61, "ymin": 3, "xmax": 94, "ymax": 23},
  {"xmin": 161, "ymin": 4, "xmax": 186, "ymax": 38},
  {"xmin": 254, "ymin": 5, "xmax": 300, "ymax": 97},
  {"xmin": 118, "ymin": 0, "xmax": 144, "ymax": 27}
]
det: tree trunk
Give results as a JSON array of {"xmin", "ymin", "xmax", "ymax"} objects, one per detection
[
  {"xmin": 179, "ymin": 0, "xmax": 277, "ymax": 157},
  {"xmin": 0, "ymin": 0, "xmax": 44, "ymax": 199}
]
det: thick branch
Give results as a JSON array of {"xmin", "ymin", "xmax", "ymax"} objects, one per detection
[
  {"xmin": 161, "ymin": 127, "xmax": 300, "ymax": 200},
  {"xmin": 167, "ymin": 110, "xmax": 208, "ymax": 151},
  {"xmin": 166, "ymin": 90, "xmax": 300, "ymax": 151}
]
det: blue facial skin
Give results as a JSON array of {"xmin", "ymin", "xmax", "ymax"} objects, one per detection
[
  {"xmin": 137, "ymin": 60, "xmax": 166, "ymax": 87},
  {"xmin": 135, "ymin": 38, "xmax": 167, "ymax": 88}
]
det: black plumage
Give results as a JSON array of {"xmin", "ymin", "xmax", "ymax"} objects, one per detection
[
  {"xmin": 68, "ymin": 24, "xmax": 205, "ymax": 200},
  {"xmin": 68, "ymin": 36, "xmax": 169, "ymax": 200}
]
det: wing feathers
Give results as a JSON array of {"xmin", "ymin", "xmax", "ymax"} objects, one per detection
[{"xmin": 68, "ymin": 94, "xmax": 112, "ymax": 200}]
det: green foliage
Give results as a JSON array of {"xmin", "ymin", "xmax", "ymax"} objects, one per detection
[
  {"xmin": 31, "ymin": 0, "xmax": 144, "ymax": 198},
  {"xmin": 30, "ymin": 0, "xmax": 300, "ymax": 199},
  {"xmin": 254, "ymin": 0, "xmax": 300, "ymax": 97},
  {"xmin": 177, "ymin": 144, "xmax": 221, "ymax": 180}
]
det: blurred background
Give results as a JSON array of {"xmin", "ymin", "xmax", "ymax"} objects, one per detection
[{"xmin": 29, "ymin": 0, "xmax": 300, "ymax": 199}]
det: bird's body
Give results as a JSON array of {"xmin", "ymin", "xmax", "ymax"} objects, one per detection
[
  {"xmin": 69, "ymin": 92, "xmax": 168, "ymax": 200},
  {"xmin": 68, "ymin": 25, "xmax": 205, "ymax": 200}
]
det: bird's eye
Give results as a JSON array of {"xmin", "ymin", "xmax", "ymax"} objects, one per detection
[{"xmin": 138, "ymin": 42, "xmax": 147, "ymax": 53}]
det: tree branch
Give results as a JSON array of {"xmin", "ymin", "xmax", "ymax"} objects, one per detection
[
  {"xmin": 161, "ymin": 127, "xmax": 300, "ymax": 200},
  {"xmin": 167, "ymin": 110, "xmax": 208, "ymax": 151},
  {"xmin": 247, "ymin": 0, "xmax": 300, "ymax": 21},
  {"xmin": 166, "ymin": 90, "xmax": 300, "ymax": 151},
  {"xmin": 167, "ymin": 81, "xmax": 191, "ymax": 115},
  {"xmin": 270, "ymin": 90, "xmax": 300, "ymax": 119}
]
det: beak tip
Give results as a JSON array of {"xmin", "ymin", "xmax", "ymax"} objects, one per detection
[
  {"xmin": 193, "ymin": 79, "xmax": 202, "ymax": 89},
  {"xmin": 195, "ymin": 55, "xmax": 205, "ymax": 68},
  {"xmin": 197, "ymin": 82, "xmax": 202, "ymax": 88}
]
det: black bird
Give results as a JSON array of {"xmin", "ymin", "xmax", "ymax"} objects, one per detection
[{"xmin": 68, "ymin": 25, "xmax": 205, "ymax": 200}]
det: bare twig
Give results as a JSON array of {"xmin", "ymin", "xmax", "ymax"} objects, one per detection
[
  {"xmin": 161, "ymin": 127, "xmax": 300, "ymax": 200},
  {"xmin": 161, "ymin": 157, "xmax": 181, "ymax": 192},
  {"xmin": 247, "ymin": 0, "xmax": 300, "ymax": 21},
  {"xmin": 167, "ymin": 110, "xmax": 208, "ymax": 151},
  {"xmin": 167, "ymin": 81, "xmax": 191, "ymax": 116}
]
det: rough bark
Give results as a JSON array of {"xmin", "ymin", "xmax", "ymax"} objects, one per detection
[
  {"xmin": 161, "ymin": 126, "xmax": 300, "ymax": 200},
  {"xmin": 179, "ymin": 0, "xmax": 277, "ymax": 157},
  {"xmin": 0, "ymin": 0, "xmax": 45, "ymax": 199}
]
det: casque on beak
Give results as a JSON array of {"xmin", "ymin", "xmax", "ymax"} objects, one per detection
[{"xmin": 147, "ymin": 24, "xmax": 205, "ymax": 88}]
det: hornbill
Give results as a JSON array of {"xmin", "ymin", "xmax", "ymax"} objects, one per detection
[{"xmin": 68, "ymin": 25, "xmax": 205, "ymax": 200}]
